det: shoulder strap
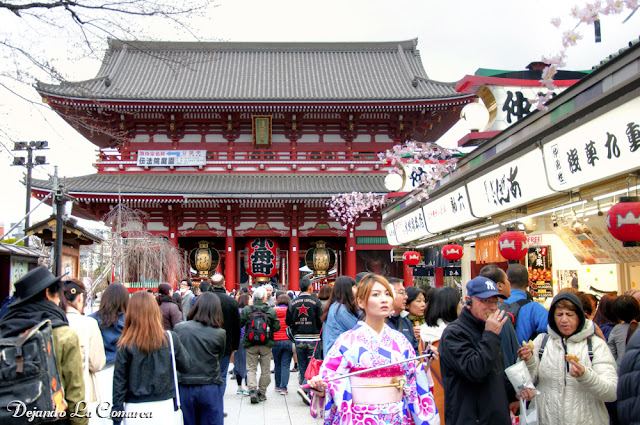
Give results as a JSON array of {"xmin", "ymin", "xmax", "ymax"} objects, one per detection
[
  {"xmin": 538, "ymin": 334, "xmax": 550, "ymax": 361},
  {"xmin": 166, "ymin": 331, "xmax": 180, "ymax": 409},
  {"xmin": 516, "ymin": 298, "xmax": 530, "ymax": 307},
  {"xmin": 587, "ymin": 336, "xmax": 594, "ymax": 363}
]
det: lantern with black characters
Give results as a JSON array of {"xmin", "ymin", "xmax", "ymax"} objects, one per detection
[
  {"xmin": 189, "ymin": 241, "xmax": 220, "ymax": 278},
  {"xmin": 607, "ymin": 196, "xmax": 640, "ymax": 247},
  {"xmin": 245, "ymin": 238, "xmax": 281, "ymax": 284},
  {"xmin": 305, "ymin": 240, "xmax": 336, "ymax": 277}
]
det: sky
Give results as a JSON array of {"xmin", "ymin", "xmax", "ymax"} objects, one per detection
[{"xmin": 0, "ymin": 0, "xmax": 639, "ymax": 234}]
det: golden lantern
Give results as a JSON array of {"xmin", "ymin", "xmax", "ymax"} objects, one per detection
[
  {"xmin": 305, "ymin": 240, "xmax": 336, "ymax": 278},
  {"xmin": 189, "ymin": 241, "xmax": 220, "ymax": 278}
]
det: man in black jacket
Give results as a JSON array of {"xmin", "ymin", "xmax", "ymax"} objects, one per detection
[
  {"xmin": 210, "ymin": 274, "xmax": 240, "ymax": 406},
  {"xmin": 286, "ymin": 276, "xmax": 322, "ymax": 405},
  {"xmin": 386, "ymin": 277, "xmax": 419, "ymax": 352},
  {"xmin": 439, "ymin": 276, "xmax": 512, "ymax": 425},
  {"xmin": 617, "ymin": 324, "xmax": 640, "ymax": 424}
]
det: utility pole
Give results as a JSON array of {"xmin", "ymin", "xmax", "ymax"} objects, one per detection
[{"xmin": 11, "ymin": 141, "xmax": 48, "ymax": 247}]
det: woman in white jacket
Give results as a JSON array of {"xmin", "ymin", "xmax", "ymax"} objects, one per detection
[{"xmin": 518, "ymin": 292, "xmax": 617, "ymax": 425}]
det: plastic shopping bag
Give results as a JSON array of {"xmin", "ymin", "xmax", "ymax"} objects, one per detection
[
  {"xmin": 519, "ymin": 397, "xmax": 538, "ymax": 425},
  {"xmin": 505, "ymin": 359, "xmax": 535, "ymax": 392}
]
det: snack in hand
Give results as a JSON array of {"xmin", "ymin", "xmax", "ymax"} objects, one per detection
[
  {"xmin": 565, "ymin": 354, "xmax": 580, "ymax": 363},
  {"xmin": 522, "ymin": 340, "xmax": 535, "ymax": 351}
]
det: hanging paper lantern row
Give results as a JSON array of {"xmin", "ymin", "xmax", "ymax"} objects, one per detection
[
  {"xmin": 403, "ymin": 250, "xmax": 421, "ymax": 267},
  {"xmin": 442, "ymin": 244, "xmax": 464, "ymax": 262},
  {"xmin": 607, "ymin": 196, "xmax": 640, "ymax": 247},
  {"xmin": 498, "ymin": 230, "xmax": 528, "ymax": 261},
  {"xmin": 245, "ymin": 238, "xmax": 281, "ymax": 283}
]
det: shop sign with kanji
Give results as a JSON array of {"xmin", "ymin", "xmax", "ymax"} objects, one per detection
[
  {"xmin": 384, "ymin": 222, "xmax": 399, "ymax": 246},
  {"xmin": 527, "ymin": 245, "xmax": 553, "ymax": 299},
  {"xmin": 466, "ymin": 149, "xmax": 555, "ymax": 217},
  {"xmin": 137, "ymin": 150, "xmax": 206, "ymax": 167},
  {"xmin": 543, "ymin": 97, "xmax": 640, "ymax": 191},
  {"xmin": 393, "ymin": 208, "xmax": 431, "ymax": 244},
  {"xmin": 422, "ymin": 186, "xmax": 477, "ymax": 233}
]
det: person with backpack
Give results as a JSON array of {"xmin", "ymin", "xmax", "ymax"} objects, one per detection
[
  {"xmin": 239, "ymin": 286, "xmax": 280, "ymax": 404},
  {"xmin": 518, "ymin": 292, "xmax": 618, "ymax": 425},
  {"xmin": 0, "ymin": 265, "xmax": 88, "ymax": 425},
  {"xmin": 504, "ymin": 263, "xmax": 549, "ymax": 344}
]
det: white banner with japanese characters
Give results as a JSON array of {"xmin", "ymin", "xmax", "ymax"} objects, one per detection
[
  {"xmin": 422, "ymin": 186, "xmax": 477, "ymax": 233},
  {"xmin": 543, "ymin": 96, "xmax": 640, "ymax": 191},
  {"xmin": 393, "ymin": 208, "xmax": 431, "ymax": 244},
  {"xmin": 466, "ymin": 149, "xmax": 555, "ymax": 217},
  {"xmin": 385, "ymin": 222, "xmax": 399, "ymax": 246},
  {"xmin": 137, "ymin": 150, "xmax": 207, "ymax": 167}
]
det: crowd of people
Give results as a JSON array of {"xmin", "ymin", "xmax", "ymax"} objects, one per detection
[{"xmin": 1, "ymin": 265, "xmax": 639, "ymax": 425}]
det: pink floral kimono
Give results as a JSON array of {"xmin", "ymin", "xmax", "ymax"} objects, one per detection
[{"xmin": 316, "ymin": 321, "xmax": 440, "ymax": 425}]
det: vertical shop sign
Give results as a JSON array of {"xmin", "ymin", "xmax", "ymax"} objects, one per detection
[{"xmin": 528, "ymin": 245, "xmax": 553, "ymax": 299}]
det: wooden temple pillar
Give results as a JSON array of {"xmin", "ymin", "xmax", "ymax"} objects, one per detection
[
  {"xmin": 224, "ymin": 208, "xmax": 236, "ymax": 291},
  {"xmin": 346, "ymin": 229, "xmax": 356, "ymax": 279},
  {"xmin": 168, "ymin": 205, "xmax": 179, "ymax": 247},
  {"xmin": 288, "ymin": 206, "xmax": 299, "ymax": 291},
  {"xmin": 403, "ymin": 263, "xmax": 414, "ymax": 287}
]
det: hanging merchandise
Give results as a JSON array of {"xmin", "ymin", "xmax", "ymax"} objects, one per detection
[
  {"xmin": 245, "ymin": 238, "xmax": 281, "ymax": 284},
  {"xmin": 442, "ymin": 244, "xmax": 463, "ymax": 262},
  {"xmin": 498, "ymin": 230, "xmax": 528, "ymax": 261},
  {"xmin": 403, "ymin": 250, "xmax": 421, "ymax": 267},
  {"xmin": 189, "ymin": 241, "xmax": 220, "ymax": 278},
  {"xmin": 305, "ymin": 240, "xmax": 336, "ymax": 277},
  {"xmin": 607, "ymin": 196, "xmax": 640, "ymax": 247}
]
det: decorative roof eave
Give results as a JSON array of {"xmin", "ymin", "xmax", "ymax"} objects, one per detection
[
  {"xmin": 455, "ymin": 75, "xmax": 582, "ymax": 94},
  {"xmin": 40, "ymin": 94, "xmax": 476, "ymax": 112}
]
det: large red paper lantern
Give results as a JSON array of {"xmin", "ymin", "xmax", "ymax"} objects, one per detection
[
  {"xmin": 499, "ymin": 230, "xmax": 528, "ymax": 261},
  {"xmin": 403, "ymin": 250, "xmax": 421, "ymax": 267},
  {"xmin": 607, "ymin": 196, "xmax": 640, "ymax": 247},
  {"xmin": 442, "ymin": 244, "xmax": 464, "ymax": 261},
  {"xmin": 245, "ymin": 238, "xmax": 281, "ymax": 283}
]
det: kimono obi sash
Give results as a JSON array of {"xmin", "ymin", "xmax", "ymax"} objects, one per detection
[{"xmin": 349, "ymin": 365, "xmax": 405, "ymax": 405}]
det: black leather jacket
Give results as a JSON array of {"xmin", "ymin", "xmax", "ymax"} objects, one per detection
[
  {"xmin": 211, "ymin": 285, "xmax": 240, "ymax": 356},
  {"xmin": 112, "ymin": 331, "xmax": 191, "ymax": 423},
  {"xmin": 173, "ymin": 320, "xmax": 226, "ymax": 385}
]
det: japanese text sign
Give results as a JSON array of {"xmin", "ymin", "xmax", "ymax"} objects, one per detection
[
  {"xmin": 422, "ymin": 186, "xmax": 477, "ymax": 233},
  {"xmin": 137, "ymin": 150, "xmax": 206, "ymax": 167},
  {"xmin": 393, "ymin": 208, "xmax": 431, "ymax": 244}
]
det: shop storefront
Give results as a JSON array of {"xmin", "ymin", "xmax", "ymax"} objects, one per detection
[{"xmin": 383, "ymin": 38, "xmax": 640, "ymax": 301}]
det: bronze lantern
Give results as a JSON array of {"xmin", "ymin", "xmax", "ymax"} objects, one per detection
[
  {"xmin": 305, "ymin": 240, "xmax": 336, "ymax": 278},
  {"xmin": 189, "ymin": 240, "xmax": 220, "ymax": 278}
]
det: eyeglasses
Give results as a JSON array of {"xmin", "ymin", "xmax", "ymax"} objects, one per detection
[
  {"xmin": 473, "ymin": 297, "xmax": 499, "ymax": 305},
  {"xmin": 395, "ymin": 290, "xmax": 406, "ymax": 296}
]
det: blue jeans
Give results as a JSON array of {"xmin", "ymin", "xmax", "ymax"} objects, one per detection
[
  {"xmin": 295, "ymin": 341, "xmax": 319, "ymax": 387},
  {"xmin": 219, "ymin": 354, "xmax": 231, "ymax": 397},
  {"xmin": 272, "ymin": 340, "xmax": 293, "ymax": 391},
  {"xmin": 179, "ymin": 384, "xmax": 223, "ymax": 425}
]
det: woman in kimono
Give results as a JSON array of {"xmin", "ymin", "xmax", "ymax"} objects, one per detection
[{"xmin": 308, "ymin": 274, "xmax": 440, "ymax": 425}]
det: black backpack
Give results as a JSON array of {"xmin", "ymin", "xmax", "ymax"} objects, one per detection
[
  {"xmin": 246, "ymin": 306, "xmax": 270, "ymax": 345},
  {"xmin": 0, "ymin": 320, "xmax": 67, "ymax": 425},
  {"xmin": 501, "ymin": 298, "xmax": 531, "ymax": 326}
]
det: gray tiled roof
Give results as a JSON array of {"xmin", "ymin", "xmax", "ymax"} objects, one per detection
[
  {"xmin": 31, "ymin": 173, "xmax": 387, "ymax": 196},
  {"xmin": 36, "ymin": 39, "xmax": 463, "ymax": 102}
]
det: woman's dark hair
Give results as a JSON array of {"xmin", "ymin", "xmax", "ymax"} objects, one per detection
[
  {"xmin": 576, "ymin": 292, "xmax": 594, "ymax": 317},
  {"xmin": 238, "ymin": 293, "xmax": 252, "ymax": 309},
  {"xmin": 614, "ymin": 295, "xmax": 640, "ymax": 323},
  {"xmin": 406, "ymin": 286, "xmax": 426, "ymax": 307},
  {"xmin": 62, "ymin": 278, "xmax": 87, "ymax": 310},
  {"xmin": 593, "ymin": 293, "xmax": 619, "ymax": 327},
  {"xmin": 321, "ymin": 276, "xmax": 358, "ymax": 322},
  {"xmin": 318, "ymin": 284, "xmax": 332, "ymax": 301},
  {"xmin": 96, "ymin": 283, "xmax": 129, "ymax": 329},
  {"xmin": 425, "ymin": 287, "xmax": 460, "ymax": 326},
  {"xmin": 156, "ymin": 283, "xmax": 173, "ymax": 305},
  {"xmin": 187, "ymin": 292, "xmax": 223, "ymax": 328},
  {"xmin": 276, "ymin": 294, "xmax": 291, "ymax": 306},
  {"xmin": 172, "ymin": 291, "xmax": 183, "ymax": 313}
]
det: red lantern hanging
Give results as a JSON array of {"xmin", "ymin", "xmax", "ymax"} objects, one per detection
[
  {"xmin": 607, "ymin": 196, "xmax": 640, "ymax": 247},
  {"xmin": 442, "ymin": 244, "xmax": 464, "ymax": 261},
  {"xmin": 498, "ymin": 230, "xmax": 528, "ymax": 261},
  {"xmin": 245, "ymin": 238, "xmax": 281, "ymax": 283},
  {"xmin": 403, "ymin": 250, "xmax": 421, "ymax": 267}
]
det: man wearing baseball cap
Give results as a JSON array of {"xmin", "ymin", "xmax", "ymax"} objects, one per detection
[{"xmin": 438, "ymin": 276, "xmax": 513, "ymax": 425}]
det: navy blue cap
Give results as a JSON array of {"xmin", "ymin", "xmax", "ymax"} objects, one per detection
[{"xmin": 466, "ymin": 276, "xmax": 507, "ymax": 299}]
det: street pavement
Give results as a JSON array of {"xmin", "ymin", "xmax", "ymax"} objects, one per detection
[{"xmin": 223, "ymin": 362, "xmax": 323, "ymax": 425}]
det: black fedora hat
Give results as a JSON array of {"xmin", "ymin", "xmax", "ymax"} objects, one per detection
[{"xmin": 11, "ymin": 265, "xmax": 67, "ymax": 308}]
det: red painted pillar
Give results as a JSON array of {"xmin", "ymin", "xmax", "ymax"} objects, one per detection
[
  {"xmin": 168, "ymin": 207, "xmax": 178, "ymax": 247},
  {"xmin": 435, "ymin": 267, "xmax": 444, "ymax": 288},
  {"xmin": 346, "ymin": 230, "xmax": 356, "ymax": 279},
  {"xmin": 224, "ymin": 212, "xmax": 235, "ymax": 291},
  {"xmin": 403, "ymin": 262, "xmax": 414, "ymax": 287},
  {"xmin": 289, "ymin": 207, "xmax": 300, "ymax": 291}
]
